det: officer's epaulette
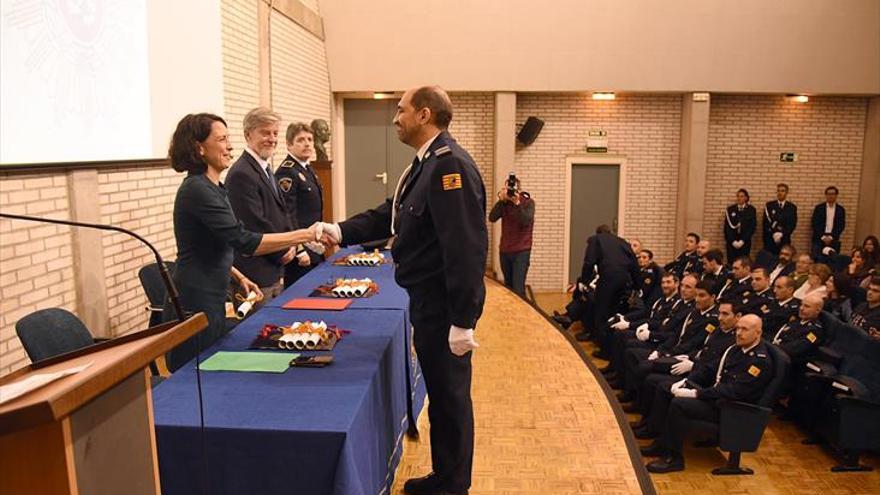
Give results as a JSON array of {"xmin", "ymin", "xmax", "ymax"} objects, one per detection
[
  {"xmin": 280, "ymin": 158, "xmax": 295, "ymax": 168},
  {"xmin": 756, "ymin": 352, "xmax": 767, "ymax": 358},
  {"xmin": 434, "ymin": 145, "xmax": 451, "ymax": 157}
]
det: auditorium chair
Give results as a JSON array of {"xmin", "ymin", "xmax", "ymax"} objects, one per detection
[
  {"xmin": 691, "ymin": 343, "xmax": 791, "ymax": 475},
  {"xmin": 798, "ymin": 315, "xmax": 880, "ymax": 471},
  {"xmin": 138, "ymin": 261, "xmax": 176, "ymax": 328},
  {"xmin": 15, "ymin": 308, "xmax": 105, "ymax": 363}
]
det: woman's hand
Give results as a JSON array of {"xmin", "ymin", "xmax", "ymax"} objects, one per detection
[{"xmin": 239, "ymin": 276, "xmax": 264, "ymax": 301}]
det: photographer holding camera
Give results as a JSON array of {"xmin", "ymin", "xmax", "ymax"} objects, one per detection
[{"xmin": 489, "ymin": 173, "xmax": 535, "ymax": 297}]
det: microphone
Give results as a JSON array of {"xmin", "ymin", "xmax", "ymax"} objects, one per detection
[{"xmin": 0, "ymin": 212, "xmax": 185, "ymax": 322}]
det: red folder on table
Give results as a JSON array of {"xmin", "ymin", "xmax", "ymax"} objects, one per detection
[{"xmin": 282, "ymin": 298, "xmax": 353, "ymax": 311}]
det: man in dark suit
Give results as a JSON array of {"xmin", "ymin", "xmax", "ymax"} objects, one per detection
[
  {"xmin": 226, "ymin": 107, "xmax": 295, "ymax": 304},
  {"xmin": 318, "ymin": 86, "xmax": 487, "ymax": 495},
  {"xmin": 277, "ymin": 122, "xmax": 325, "ymax": 288},
  {"xmin": 762, "ymin": 183, "xmax": 797, "ymax": 255},
  {"xmin": 811, "ymin": 185, "xmax": 846, "ymax": 264},
  {"xmin": 724, "ymin": 188, "xmax": 757, "ymax": 263}
]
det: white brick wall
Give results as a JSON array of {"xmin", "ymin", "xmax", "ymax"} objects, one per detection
[
  {"xmin": 515, "ymin": 94, "xmax": 683, "ymax": 290},
  {"xmin": 221, "ymin": 0, "xmax": 260, "ymax": 162},
  {"xmin": 704, "ymin": 95, "xmax": 868, "ymax": 258},
  {"xmin": 0, "ymin": 173, "xmax": 77, "ymax": 375}
]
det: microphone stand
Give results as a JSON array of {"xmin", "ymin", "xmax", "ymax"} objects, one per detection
[{"xmin": 0, "ymin": 212, "xmax": 185, "ymax": 322}]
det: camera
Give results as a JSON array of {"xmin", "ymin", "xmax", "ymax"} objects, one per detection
[{"xmin": 506, "ymin": 172, "xmax": 518, "ymax": 198}]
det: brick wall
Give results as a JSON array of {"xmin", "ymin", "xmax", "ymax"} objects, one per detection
[
  {"xmin": 98, "ymin": 167, "xmax": 183, "ymax": 337},
  {"xmin": 221, "ymin": 0, "xmax": 260, "ymax": 161},
  {"xmin": 515, "ymin": 94, "xmax": 683, "ymax": 290},
  {"xmin": 0, "ymin": 173, "xmax": 78, "ymax": 374},
  {"xmin": 704, "ymin": 95, "xmax": 868, "ymax": 258},
  {"xmin": 449, "ymin": 92, "xmax": 496, "ymax": 260}
]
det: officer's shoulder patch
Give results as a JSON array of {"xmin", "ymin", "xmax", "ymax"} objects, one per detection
[
  {"xmin": 280, "ymin": 159, "xmax": 295, "ymax": 168},
  {"xmin": 747, "ymin": 365, "xmax": 761, "ymax": 377},
  {"xmin": 278, "ymin": 177, "xmax": 293, "ymax": 192},
  {"xmin": 644, "ymin": 277, "xmax": 652, "ymax": 286},
  {"xmin": 434, "ymin": 145, "xmax": 451, "ymax": 157},
  {"xmin": 806, "ymin": 332, "xmax": 817, "ymax": 343},
  {"xmin": 441, "ymin": 173, "xmax": 462, "ymax": 191},
  {"xmin": 705, "ymin": 323, "xmax": 716, "ymax": 333},
  {"xmin": 789, "ymin": 315, "xmax": 797, "ymax": 322},
  {"xmin": 761, "ymin": 304, "xmax": 770, "ymax": 314}
]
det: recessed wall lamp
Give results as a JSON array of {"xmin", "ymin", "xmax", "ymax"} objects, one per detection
[
  {"xmin": 787, "ymin": 95, "xmax": 809, "ymax": 103},
  {"xmin": 592, "ymin": 92, "xmax": 616, "ymax": 101},
  {"xmin": 373, "ymin": 92, "xmax": 395, "ymax": 100}
]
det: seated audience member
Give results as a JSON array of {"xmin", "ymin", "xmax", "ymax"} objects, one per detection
[
  {"xmin": 741, "ymin": 267, "xmax": 773, "ymax": 316},
  {"xmin": 641, "ymin": 314, "xmax": 772, "ymax": 473},
  {"xmin": 700, "ymin": 248, "xmax": 730, "ymax": 296},
  {"xmin": 862, "ymin": 235, "xmax": 880, "ymax": 267},
  {"xmin": 771, "ymin": 293, "xmax": 824, "ymax": 369},
  {"xmin": 637, "ymin": 249, "xmax": 662, "ymax": 304},
  {"xmin": 825, "ymin": 276, "xmax": 853, "ymax": 323},
  {"xmin": 768, "ymin": 244, "xmax": 796, "ymax": 285},
  {"xmin": 693, "ymin": 240, "xmax": 711, "ymax": 276},
  {"xmin": 836, "ymin": 248, "xmax": 875, "ymax": 293},
  {"xmin": 811, "ymin": 185, "xmax": 846, "ymax": 264},
  {"xmin": 724, "ymin": 188, "xmax": 757, "ymax": 264},
  {"xmin": 850, "ymin": 276, "xmax": 880, "ymax": 340},
  {"xmin": 762, "ymin": 183, "xmax": 797, "ymax": 255},
  {"xmin": 717, "ymin": 256, "xmax": 752, "ymax": 303},
  {"xmin": 762, "ymin": 275, "xmax": 801, "ymax": 337},
  {"xmin": 791, "ymin": 253, "xmax": 813, "ymax": 289},
  {"xmin": 793, "ymin": 263, "xmax": 831, "ymax": 300},
  {"xmin": 631, "ymin": 301, "xmax": 740, "ymax": 439},
  {"xmin": 664, "ymin": 233, "xmax": 701, "ymax": 279}
]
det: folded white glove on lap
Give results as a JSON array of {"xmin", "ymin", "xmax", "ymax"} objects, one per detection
[
  {"xmin": 648, "ymin": 350, "xmax": 659, "ymax": 361},
  {"xmin": 673, "ymin": 387, "xmax": 698, "ymax": 398},
  {"xmin": 449, "ymin": 326, "xmax": 478, "ymax": 356},
  {"xmin": 635, "ymin": 323, "xmax": 650, "ymax": 341}
]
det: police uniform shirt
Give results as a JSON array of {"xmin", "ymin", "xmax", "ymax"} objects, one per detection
[
  {"xmin": 718, "ymin": 275, "xmax": 752, "ymax": 303},
  {"xmin": 638, "ymin": 264, "xmax": 660, "ymax": 301},
  {"xmin": 652, "ymin": 298, "xmax": 695, "ymax": 339},
  {"xmin": 741, "ymin": 288, "xmax": 773, "ymax": 316},
  {"xmin": 660, "ymin": 304, "xmax": 720, "ymax": 355},
  {"xmin": 690, "ymin": 341, "xmax": 773, "ymax": 403},
  {"xmin": 763, "ymin": 199, "xmax": 797, "ymax": 247},
  {"xmin": 850, "ymin": 302, "xmax": 880, "ymax": 340},
  {"xmin": 762, "ymin": 297, "xmax": 801, "ymax": 336},
  {"xmin": 771, "ymin": 318, "xmax": 824, "ymax": 362},
  {"xmin": 701, "ymin": 265, "xmax": 731, "ymax": 296},
  {"xmin": 664, "ymin": 251, "xmax": 700, "ymax": 279},
  {"xmin": 691, "ymin": 324, "xmax": 737, "ymax": 365},
  {"xmin": 275, "ymin": 154, "xmax": 323, "ymax": 229}
]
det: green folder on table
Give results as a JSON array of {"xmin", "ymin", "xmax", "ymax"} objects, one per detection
[{"xmin": 198, "ymin": 351, "xmax": 299, "ymax": 373}]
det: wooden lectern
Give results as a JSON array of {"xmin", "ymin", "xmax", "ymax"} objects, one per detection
[{"xmin": 0, "ymin": 313, "xmax": 207, "ymax": 495}]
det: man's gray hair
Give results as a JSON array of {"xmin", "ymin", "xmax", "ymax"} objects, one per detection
[{"xmin": 243, "ymin": 107, "xmax": 282, "ymax": 134}]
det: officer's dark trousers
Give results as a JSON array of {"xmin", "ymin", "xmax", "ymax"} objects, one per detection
[
  {"xmin": 658, "ymin": 397, "xmax": 719, "ymax": 455},
  {"xmin": 726, "ymin": 240, "xmax": 752, "ymax": 265},
  {"xmin": 592, "ymin": 273, "xmax": 629, "ymax": 348},
  {"xmin": 408, "ymin": 282, "xmax": 474, "ymax": 493}
]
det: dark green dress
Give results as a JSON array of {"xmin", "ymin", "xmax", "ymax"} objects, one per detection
[{"xmin": 164, "ymin": 173, "xmax": 262, "ymax": 372}]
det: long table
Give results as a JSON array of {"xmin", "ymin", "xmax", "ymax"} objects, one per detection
[{"xmin": 153, "ymin": 248, "xmax": 425, "ymax": 495}]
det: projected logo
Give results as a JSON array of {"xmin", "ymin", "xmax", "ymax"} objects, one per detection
[{"xmin": 0, "ymin": 0, "xmax": 151, "ymax": 163}]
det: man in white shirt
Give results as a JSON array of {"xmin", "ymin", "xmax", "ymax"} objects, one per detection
[{"xmin": 810, "ymin": 186, "xmax": 846, "ymax": 264}]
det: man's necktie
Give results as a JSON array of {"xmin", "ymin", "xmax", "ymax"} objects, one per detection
[{"xmin": 265, "ymin": 165, "xmax": 279, "ymax": 197}]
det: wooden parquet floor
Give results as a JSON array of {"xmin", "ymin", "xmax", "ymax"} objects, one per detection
[
  {"xmin": 390, "ymin": 280, "xmax": 644, "ymax": 494},
  {"xmin": 532, "ymin": 291, "xmax": 880, "ymax": 495}
]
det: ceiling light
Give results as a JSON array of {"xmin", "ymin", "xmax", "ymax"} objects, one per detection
[
  {"xmin": 592, "ymin": 92, "xmax": 615, "ymax": 101},
  {"xmin": 787, "ymin": 95, "xmax": 809, "ymax": 103}
]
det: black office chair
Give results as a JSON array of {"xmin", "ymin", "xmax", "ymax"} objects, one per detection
[
  {"xmin": 15, "ymin": 308, "xmax": 98, "ymax": 363},
  {"xmin": 691, "ymin": 343, "xmax": 790, "ymax": 475},
  {"xmin": 138, "ymin": 261, "xmax": 176, "ymax": 328}
]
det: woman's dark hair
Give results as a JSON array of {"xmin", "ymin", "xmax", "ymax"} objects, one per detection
[
  {"xmin": 169, "ymin": 113, "xmax": 227, "ymax": 173},
  {"xmin": 862, "ymin": 235, "xmax": 880, "ymax": 264}
]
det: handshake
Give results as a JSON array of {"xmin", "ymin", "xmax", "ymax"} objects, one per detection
[{"xmin": 310, "ymin": 222, "xmax": 343, "ymax": 247}]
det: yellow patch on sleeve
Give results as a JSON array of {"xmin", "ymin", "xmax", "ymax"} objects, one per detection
[
  {"xmin": 748, "ymin": 365, "xmax": 761, "ymax": 377},
  {"xmin": 705, "ymin": 324, "xmax": 716, "ymax": 333},
  {"xmin": 441, "ymin": 173, "xmax": 462, "ymax": 191},
  {"xmin": 806, "ymin": 332, "xmax": 817, "ymax": 343}
]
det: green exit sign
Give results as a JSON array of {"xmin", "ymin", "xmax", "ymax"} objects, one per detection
[{"xmin": 779, "ymin": 152, "xmax": 797, "ymax": 162}]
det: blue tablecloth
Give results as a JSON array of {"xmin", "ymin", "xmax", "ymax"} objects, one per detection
[{"xmin": 154, "ymin": 270, "xmax": 425, "ymax": 494}]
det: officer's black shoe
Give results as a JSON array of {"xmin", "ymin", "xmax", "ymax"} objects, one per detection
[
  {"xmin": 591, "ymin": 349, "xmax": 611, "ymax": 360},
  {"xmin": 617, "ymin": 391, "xmax": 635, "ymax": 403},
  {"xmin": 629, "ymin": 419, "xmax": 648, "ymax": 430},
  {"xmin": 634, "ymin": 426, "xmax": 658, "ymax": 439},
  {"xmin": 552, "ymin": 311, "xmax": 573, "ymax": 329},
  {"xmin": 403, "ymin": 473, "xmax": 443, "ymax": 495},
  {"xmin": 646, "ymin": 454, "xmax": 685, "ymax": 473},
  {"xmin": 622, "ymin": 402, "xmax": 641, "ymax": 413},
  {"xmin": 605, "ymin": 377, "xmax": 623, "ymax": 389},
  {"xmin": 575, "ymin": 331, "xmax": 591, "ymax": 342},
  {"xmin": 639, "ymin": 441, "xmax": 668, "ymax": 458},
  {"xmin": 597, "ymin": 364, "xmax": 613, "ymax": 373}
]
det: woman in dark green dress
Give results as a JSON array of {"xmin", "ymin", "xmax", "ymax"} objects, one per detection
[{"xmin": 164, "ymin": 113, "xmax": 317, "ymax": 371}]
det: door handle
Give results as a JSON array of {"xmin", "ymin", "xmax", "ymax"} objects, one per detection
[
  {"xmin": 612, "ymin": 217, "xmax": 618, "ymax": 233},
  {"xmin": 374, "ymin": 171, "xmax": 388, "ymax": 185}
]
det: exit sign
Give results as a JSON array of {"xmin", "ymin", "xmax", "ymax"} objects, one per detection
[{"xmin": 779, "ymin": 152, "xmax": 797, "ymax": 162}]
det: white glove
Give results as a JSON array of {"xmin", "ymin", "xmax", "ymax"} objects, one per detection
[
  {"xmin": 672, "ymin": 387, "xmax": 698, "ymax": 398},
  {"xmin": 635, "ymin": 323, "xmax": 650, "ymax": 341},
  {"xmin": 732, "ymin": 240, "xmax": 744, "ymax": 249},
  {"xmin": 318, "ymin": 222, "xmax": 342, "ymax": 244},
  {"xmin": 448, "ymin": 326, "xmax": 478, "ymax": 356},
  {"xmin": 772, "ymin": 232, "xmax": 783, "ymax": 243},
  {"xmin": 671, "ymin": 358, "xmax": 694, "ymax": 375},
  {"xmin": 304, "ymin": 241, "xmax": 325, "ymax": 255},
  {"xmin": 296, "ymin": 250, "xmax": 311, "ymax": 267},
  {"xmin": 670, "ymin": 378, "xmax": 687, "ymax": 392},
  {"xmin": 611, "ymin": 319, "xmax": 630, "ymax": 331},
  {"xmin": 608, "ymin": 313, "xmax": 623, "ymax": 324},
  {"xmin": 648, "ymin": 350, "xmax": 659, "ymax": 361},
  {"xmin": 577, "ymin": 282, "xmax": 588, "ymax": 293},
  {"xmin": 822, "ymin": 246, "xmax": 835, "ymax": 256},
  {"xmin": 589, "ymin": 278, "xmax": 598, "ymax": 290}
]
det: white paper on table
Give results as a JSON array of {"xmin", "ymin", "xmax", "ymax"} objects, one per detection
[{"xmin": 0, "ymin": 362, "xmax": 93, "ymax": 406}]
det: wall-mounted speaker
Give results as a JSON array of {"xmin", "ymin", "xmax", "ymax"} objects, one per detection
[{"xmin": 516, "ymin": 116, "xmax": 544, "ymax": 145}]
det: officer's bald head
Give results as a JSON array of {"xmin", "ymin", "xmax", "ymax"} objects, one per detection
[
  {"xmin": 410, "ymin": 86, "xmax": 453, "ymax": 129},
  {"xmin": 736, "ymin": 314, "xmax": 763, "ymax": 348}
]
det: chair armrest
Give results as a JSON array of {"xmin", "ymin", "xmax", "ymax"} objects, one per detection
[
  {"xmin": 805, "ymin": 360, "xmax": 838, "ymax": 377},
  {"xmin": 718, "ymin": 399, "xmax": 771, "ymax": 415},
  {"xmin": 145, "ymin": 305, "xmax": 164, "ymax": 313},
  {"xmin": 92, "ymin": 337, "xmax": 112, "ymax": 343},
  {"xmin": 832, "ymin": 375, "xmax": 871, "ymax": 400},
  {"xmin": 814, "ymin": 345, "xmax": 843, "ymax": 367}
]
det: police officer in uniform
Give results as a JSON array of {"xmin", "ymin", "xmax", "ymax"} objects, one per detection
[
  {"xmin": 771, "ymin": 293, "xmax": 825, "ymax": 369},
  {"xmin": 664, "ymin": 233, "xmax": 701, "ymax": 279},
  {"xmin": 637, "ymin": 249, "xmax": 661, "ymax": 305},
  {"xmin": 318, "ymin": 86, "xmax": 486, "ymax": 495},
  {"xmin": 642, "ymin": 314, "xmax": 773, "ymax": 473},
  {"xmin": 762, "ymin": 275, "xmax": 801, "ymax": 337},
  {"xmin": 724, "ymin": 189, "xmax": 757, "ymax": 264},
  {"xmin": 276, "ymin": 122, "xmax": 325, "ymax": 288},
  {"xmin": 762, "ymin": 183, "xmax": 797, "ymax": 255},
  {"xmin": 741, "ymin": 267, "xmax": 774, "ymax": 316}
]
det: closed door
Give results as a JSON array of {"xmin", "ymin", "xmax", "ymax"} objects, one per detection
[
  {"xmin": 343, "ymin": 99, "xmax": 412, "ymax": 216},
  {"xmin": 569, "ymin": 164, "xmax": 620, "ymax": 283}
]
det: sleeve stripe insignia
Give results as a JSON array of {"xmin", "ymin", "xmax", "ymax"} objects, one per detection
[
  {"xmin": 435, "ymin": 145, "xmax": 451, "ymax": 156},
  {"xmin": 748, "ymin": 365, "xmax": 761, "ymax": 377},
  {"xmin": 806, "ymin": 332, "xmax": 817, "ymax": 343},
  {"xmin": 442, "ymin": 173, "xmax": 462, "ymax": 191}
]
